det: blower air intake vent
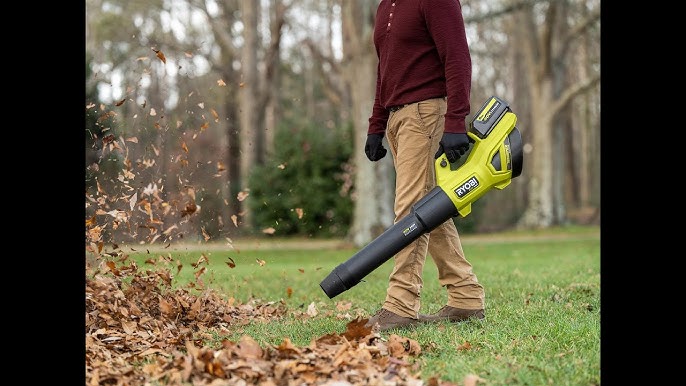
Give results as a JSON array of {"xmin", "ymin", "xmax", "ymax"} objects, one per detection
[{"xmin": 508, "ymin": 127, "xmax": 523, "ymax": 178}]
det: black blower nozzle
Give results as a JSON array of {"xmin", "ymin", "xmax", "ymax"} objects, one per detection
[{"xmin": 320, "ymin": 187, "xmax": 456, "ymax": 299}]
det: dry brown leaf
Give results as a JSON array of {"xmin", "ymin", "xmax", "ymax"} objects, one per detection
[
  {"xmin": 286, "ymin": 287, "xmax": 293, "ymax": 298},
  {"xmin": 464, "ymin": 374, "xmax": 486, "ymax": 386},
  {"xmin": 194, "ymin": 266, "xmax": 206, "ymax": 280},
  {"xmin": 231, "ymin": 215, "xmax": 239, "ymax": 227},
  {"xmin": 256, "ymin": 258, "xmax": 266, "ymax": 266},
  {"xmin": 102, "ymin": 134, "xmax": 116, "ymax": 145},
  {"xmin": 181, "ymin": 202, "xmax": 197, "ymax": 217},
  {"xmin": 105, "ymin": 261, "xmax": 119, "ymax": 276},
  {"xmin": 341, "ymin": 317, "xmax": 372, "ymax": 341},
  {"xmin": 88, "ymin": 229, "xmax": 103, "ymax": 245},
  {"xmin": 96, "ymin": 180, "xmax": 106, "ymax": 195},
  {"xmin": 185, "ymin": 186, "xmax": 196, "ymax": 200},
  {"xmin": 129, "ymin": 192, "xmax": 137, "ymax": 211},
  {"xmin": 387, "ymin": 334, "xmax": 422, "ymax": 358},
  {"xmin": 159, "ymin": 298, "xmax": 174, "ymax": 316},
  {"xmin": 226, "ymin": 257, "xmax": 236, "ymax": 268},
  {"xmin": 210, "ymin": 108, "xmax": 219, "ymax": 121},
  {"xmin": 217, "ymin": 79, "xmax": 226, "ymax": 86},
  {"xmin": 98, "ymin": 111, "xmax": 117, "ymax": 123},
  {"xmin": 181, "ymin": 141, "xmax": 189, "ymax": 153},
  {"xmin": 336, "ymin": 301, "xmax": 352, "ymax": 311},
  {"xmin": 457, "ymin": 341, "xmax": 472, "ymax": 351},
  {"xmin": 142, "ymin": 201, "xmax": 153, "ymax": 218},
  {"xmin": 153, "ymin": 48, "xmax": 166, "ymax": 63},
  {"xmin": 237, "ymin": 191, "xmax": 249, "ymax": 201},
  {"xmin": 163, "ymin": 225, "xmax": 178, "ymax": 235},
  {"xmin": 115, "ymin": 98, "xmax": 126, "ymax": 106},
  {"xmin": 192, "ymin": 254, "xmax": 209, "ymax": 268},
  {"xmin": 387, "ymin": 340, "xmax": 406, "ymax": 358},
  {"xmin": 121, "ymin": 320, "xmax": 137, "ymax": 335},
  {"xmin": 235, "ymin": 335, "xmax": 263, "ymax": 359},
  {"xmin": 274, "ymin": 338, "xmax": 301, "ymax": 357},
  {"xmin": 306, "ymin": 302, "xmax": 318, "ymax": 317},
  {"xmin": 295, "ymin": 208, "xmax": 304, "ymax": 219},
  {"xmin": 106, "ymin": 210, "xmax": 128, "ymax": 221},
  {"xmin": 157, "ymin": 270, "xmax": 172, "ymax": 286},
  {"xmin": 262, "ymin": 227, "xmax": 276, "ymax": 235}
]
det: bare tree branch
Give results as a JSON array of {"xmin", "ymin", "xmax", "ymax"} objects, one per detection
[
  {"xmin": 303, "ymin": 37, "xmax": 344, "ymax": 107},
  {"xmin": 549, "ymin": 73, "xmax": 600, "ymax": 119},
  {"xmin": 559, "ymin": 7, "xmax": 600, "ymax": 58},
  {"xmin": 538, "ymin": 0, "xmax": 557, "ymax": 78},
  {"xmin": 258, "ymin": 1, "xmax": 291, "ymax": 109},
  {"xmin": 464, "ymin": 0, "xmax": 551, "ymax": 24},
  {"xmin": 190, "ymin": 0, "xmax": 238, "ymax": 74}
]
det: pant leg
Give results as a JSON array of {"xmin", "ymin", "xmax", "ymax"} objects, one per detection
[
  {"xmin": 382, "ymin": 97, "xmax": 446, "ymax": 318},
  {"xmin": 427, "ymin": 220, "xmax": 485, "ymax": 309}
]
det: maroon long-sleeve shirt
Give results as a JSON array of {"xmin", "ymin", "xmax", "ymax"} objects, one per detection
[{"xmin": 368, "ymin": 0, "xmax": 471, "ymax": 135}]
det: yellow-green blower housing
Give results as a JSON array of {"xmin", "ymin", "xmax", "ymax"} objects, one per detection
[
  {"xmin": 436, "ymin": 96, "xmax": 523, "ymax": 217},
  {"xmin": 320, "ymin": 96, "xmax": 523, "ymax": 299}
]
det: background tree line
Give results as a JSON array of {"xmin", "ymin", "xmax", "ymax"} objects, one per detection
[{"xmin": 85, "ymin": 0, "xmax": 600, "ymax": 249}]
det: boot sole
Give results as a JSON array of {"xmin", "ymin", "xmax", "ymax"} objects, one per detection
[{"xmin": 418, "ymin": 315, "xmax": 484, "ymax": 323}]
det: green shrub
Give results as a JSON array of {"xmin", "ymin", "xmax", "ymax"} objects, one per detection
[{"xmin": 248, "ymin": 123, "xmax": 354, "ymax": 237}]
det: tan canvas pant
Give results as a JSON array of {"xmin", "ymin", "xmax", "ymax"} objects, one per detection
[{"xmin": 383, "ymin": 97, "xmax": 485, "ymax": 318}]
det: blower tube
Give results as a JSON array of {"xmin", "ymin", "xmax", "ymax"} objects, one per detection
[{"xmin": 319, "ymin": 186, "xmax": 456, "ymax": 299}]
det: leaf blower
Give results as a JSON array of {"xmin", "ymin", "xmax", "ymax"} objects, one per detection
[{"xmin": 320, "ymin": 96, "xmax": 523, "ymax": 299}]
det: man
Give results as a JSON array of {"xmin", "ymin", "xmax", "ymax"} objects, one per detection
[{"xmin": 363, "ymin": 0, "xmax": 485, "ymax": 331}]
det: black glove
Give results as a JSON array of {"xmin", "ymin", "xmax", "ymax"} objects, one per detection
[
  {"xmin": 365, "ymin": 133, "xmax": 387, "ymax": 161},
  {"xmin": 434, "ymin": 132, "xmax": 470, "ymax": 163}
]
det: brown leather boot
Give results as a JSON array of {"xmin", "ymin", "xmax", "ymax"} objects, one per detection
[
  {"xmin": 364, "ymin": 308, "xmax": 422, "ymax": 332},
  {"xmin": 418, "ymin": 306, "xmax": 485, "ymax": 323}
]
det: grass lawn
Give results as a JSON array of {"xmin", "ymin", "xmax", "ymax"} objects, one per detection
[{"xmin": 122, "ymin": 225, "xmax": 600, "ymax": 385}]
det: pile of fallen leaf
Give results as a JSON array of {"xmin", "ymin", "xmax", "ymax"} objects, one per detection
[{"xmin": 85, "ymin": 258, "xmax": 464, "ymax": 386}]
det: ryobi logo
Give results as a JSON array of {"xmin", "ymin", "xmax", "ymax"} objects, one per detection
[
  {"xmin": 455, "ymin": 176, "xmax": 479, "ymax": 198},
  {"xmin": 403, "ymin": 223, "xmax": 418, "ymax": 236},
  {"xmin": 476, "ymin": 99, "xmax": 500, "ymax": 122}
]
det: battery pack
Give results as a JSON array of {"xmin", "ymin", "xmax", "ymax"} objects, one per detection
[{"xmin": 470, "ymin": 96, "xmax": 510, "ymax": 139}]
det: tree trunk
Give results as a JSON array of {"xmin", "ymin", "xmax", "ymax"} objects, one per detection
[
  {"xmin": 264, "ymin": 0, "xmax": 286, "ymax": 156},
  {"xmin": 225, "ymin": 78, "xmax": 241, "ymax": 225},
  {"xmin": 238, "ymin": 0, "xmax": 260, "ymax": 229},
  {"xmin": 519, "ymin": 80, "xmax": 556, "ymax": 228},
  {"xmin": 515, "ymin": 1, "xmax": 600, "ymax": 228},
  {"xmin": 340, "ymin": 0, "xmax": 394, "ymax": 247}
]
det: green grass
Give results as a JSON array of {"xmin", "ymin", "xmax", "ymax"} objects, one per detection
[{"xmin": 124, "ymin": 225, "xmax": 600, "ymax": 385}]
